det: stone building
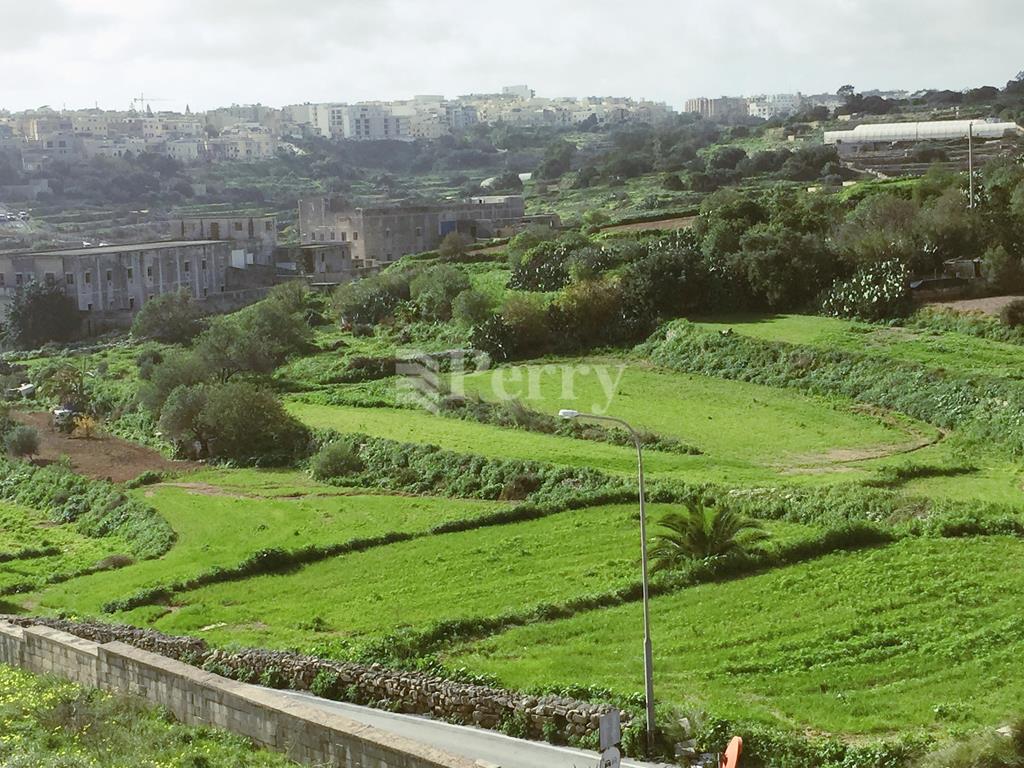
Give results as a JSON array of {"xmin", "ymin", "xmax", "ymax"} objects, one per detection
[
  {"xmin": 0, "ymin": 240, "xmax": 230, "ymax": 314},
  {"xmin": 297, "ymin": 195, "xmax": 527, "ymax": 264},
  {"xmin": 173, "ymin": 214, "xmax": 278, "ymax": 265}
]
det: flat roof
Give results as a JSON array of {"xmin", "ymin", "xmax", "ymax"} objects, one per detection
[{"xmin": 10, "ymin": 240, "xmax": 226, "ymax": 258}]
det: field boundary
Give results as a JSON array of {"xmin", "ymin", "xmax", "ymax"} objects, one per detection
[{"xmin": 0, "ymin": 620, "xmax": 478, "ymax": 768}]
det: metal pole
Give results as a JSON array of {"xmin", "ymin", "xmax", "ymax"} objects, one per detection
[
  {"xmin": 968, "ymin": 122, "xmax": 975, "ymax": 209},
  {"xmin": 632, "ymin": 431, "xmax": 657, "ymax": 755},
  {"xmin": 565, "ymin": 412, "xmax": 656, "ymax": 753}
]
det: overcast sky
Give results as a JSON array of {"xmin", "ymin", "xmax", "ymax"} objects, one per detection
[{"xmin": 2, "ymin": 0, "xmax": 1022, "ymax": 113}]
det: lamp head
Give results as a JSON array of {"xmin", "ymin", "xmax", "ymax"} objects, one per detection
[{"xmin": 558, "ymin": 409, "xmax": 580, "ymax": 419}]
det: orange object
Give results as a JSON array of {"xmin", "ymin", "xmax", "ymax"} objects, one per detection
[{"xmin": 721, "ymin": 737, "xmax": 743, "ymax": 768}]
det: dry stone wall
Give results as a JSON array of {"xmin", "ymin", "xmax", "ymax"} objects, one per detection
[{"xmin": 3, "ymin": 616, "xmax": 627, "ymax": 745}]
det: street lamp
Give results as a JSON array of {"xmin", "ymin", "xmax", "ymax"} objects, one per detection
[{"xmin": 558, "ymin": 409, "xmax": 656, "ymax": 753}]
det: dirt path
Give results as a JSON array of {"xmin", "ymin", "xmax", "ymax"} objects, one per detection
[
  {"xmin": 12, "ymin": 411, "xmax": 195, "ymax": 484},
  {"xmin": 927, "ymin": 295, "xmax": 1024, "ymax": 316},
  {"xmin": 599, "ymin": 215, "xmax": 697, "ymax": 234}
]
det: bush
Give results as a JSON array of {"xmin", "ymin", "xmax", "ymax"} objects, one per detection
[
  {"xmin": 333, "ymin": 272, "xmax": 411, "ymax": 325},
  {"xmin": 451, "ymin": 288, "xmax": 495, "ymax": 327},
  {"xmin": 1002, "ymin": 299, "xmax": 1024, "ymax": 328},
  {"xmin": 821, "ymin": 258, "xmax": 912, "ymax": 321},
  {"xmin": 438, "ymin": 232, "xmax": 469, "ymax": 259},
  {"xmin": 2, "ymin": 281, "xmax": 80, "ymax": 349},
  {"xmin": 4, "ymin": 425, "xmax": 39, "ymax": 458},
  {"xmin": 130, "ymin": 289, "xmax": 204, "ymax": 344},
  {"xmin": 160, "ymin": 382, "xmax": 309, "ymax": 465},
  {"xmin": 410, "ymin": 265, "xmax": 471, "ymax": 321},
  {"xmin": 310, "ymin": 439, "xmax": 364, "ymax": 480}
]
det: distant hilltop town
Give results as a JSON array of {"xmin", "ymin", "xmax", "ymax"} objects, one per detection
[{"xmin": 0, "ymin": 85, "xmax": 676, "ymax": 168}]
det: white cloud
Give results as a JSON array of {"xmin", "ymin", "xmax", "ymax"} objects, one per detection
[{"xmin": 1, "ymin": 0, "xmax": 1021, "ymax": 111}]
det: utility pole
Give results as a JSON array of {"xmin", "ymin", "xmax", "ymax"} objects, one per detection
[{"xmin": 968, "ymin": 122, "xmax": 975, "ymax": 209}]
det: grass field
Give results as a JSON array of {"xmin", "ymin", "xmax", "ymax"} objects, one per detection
[
  {"xmin": 691, "ymin": 314, "xmax": 1024, "ymax": 380},
  {"xmin": 111, "ymin": 505, "xmax": 812, "ymax": 651},
  {"xmin": 33, "ymin": 475, "xmax": 511, "ymax": 616},
  {"xmin": 0, "ymin": 501, "xmax": 129, "ymax": 595},
  {"xmin": 448, "ymin": 537, "xmax": 1024, "ymax": 736}
]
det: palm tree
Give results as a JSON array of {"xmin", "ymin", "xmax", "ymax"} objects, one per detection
[{"xmin": 649, "ymin": 503, "xmax": 767, "ymax": 572}]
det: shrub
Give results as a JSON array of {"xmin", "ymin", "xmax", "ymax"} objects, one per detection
[
  {"xmin": 821, "ymin": 258, "xmax": 912, "ymax": 321},
  {"xmin": 438, "ymin": 232, "xmax": 469, "ymax": 259},
  {"xmin": 130, "ymin": 289, "xmax": 204, "ymax": 344},
  {"xmin": 410, "ymin": 264, "xmax": 471, "ymax": 321},
  {"xmin": 310, "ymin": 439, "xmax": 364, "ymax": 480},
  {"xmin": 4, "ymin": 425, "xmax": 39, "ymax": 458},
  {"xmin": 3, "ymin": 281, "xmax": 80, "ymax": 349},
  {"xmin": 451, "ymin": 288, "xmax": 495, "ymax": 327},
  {"xmin": 1001, "ymin": 299, "xmax": 1024, "ymax": 328},
  {"xmin": 333, "ymin": 272, "xmax": 411, "ymax": 325}
]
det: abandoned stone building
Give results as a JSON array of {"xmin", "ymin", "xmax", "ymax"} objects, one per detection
[
  {"xmin": 172, "ymin": 214, "xmax": 278, "ymax": 265},
  {"xmin": 297, "ymin": 195, "xmax": 542, "ymax": 264},
  {"xmin": 0, "ymin": 239, "xmax": 269, "ymax": 332}
]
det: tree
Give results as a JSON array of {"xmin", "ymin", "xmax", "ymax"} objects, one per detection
[
  {"xmin": 451, "ymin": 288, "xmax": 495, "ymax": 327},
  {"xmin": 438, "ymin": 232, "xmax": 469, "ymax": 259},
  {"xmin": 3, "ymin": 282, "xmax": 79, "ymax": 349},
  {"xmin": 160, "ymin": 382, "xmax": 308, "ymax": 464},
  {"xmin": 5, "ymin": 425, "xmax": 40, "ymax": 459},
  {"xmin": 410, "ymin": 265, "xmax": 471, "ymax": 321},
  {"xmin": 737, "ymin": 223, "xmax": 836, "ymax": 310},
  {"xmin": 662, "ymin": 173, "xmax": 685, "ymax": 191},
  {"xmin": 649, "ymin": 503, "xmax": 766, "ymax": 572},
  {"xmin": 130, "ymin": 289, "xmax": 204, "ymax": 344}
]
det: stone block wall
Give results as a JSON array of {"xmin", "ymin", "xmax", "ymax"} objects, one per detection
[{"xmin": 0, "ymin": 620, "xmax": 480, "ymax": 768}]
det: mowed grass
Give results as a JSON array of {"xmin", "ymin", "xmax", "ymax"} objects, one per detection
[
  {"xmin": 691, "ymin": 314, "xmax": 1024, "ymax": 380},
  {"xmin": 0, "ymin": 501, "xmax": 128, "ymax": 594},
  {"xmin": 122, "ymin": 504, "xmax": 813, "ymax": 650},
  {"xmin": 448, "ymin": 537, "xmax": 1024, "ymax": 736},
  {"xmin": 30, "ymin": 475, "xmax": 512, "ymax": 616}
]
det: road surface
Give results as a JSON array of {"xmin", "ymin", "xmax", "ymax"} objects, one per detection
[{"xmin": 276, "ymin": 689, "xmax": 668, "ymax": 768}]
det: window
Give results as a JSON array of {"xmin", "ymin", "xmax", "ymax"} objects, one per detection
[
  {"xmin": 202, "ymin": 288, "xmax": 208, "ymax": 297},
  {"xmin": 234, "ymin": 221, "xmax": 243, "ymax": 232},
  {"xmin": 85, "ymin": 271, "xmax": 92, "ymax": 285},
  {"xmin": 330, "ymin": 232, "xmax": 335, "ymax": 240},
  {"xmin": 319, "ymin": 233, "xmax": 325, "ymax": 242},
  {"xmin": 340, "ymin": 232, "xmax": 347, "ymax": 242},
  {"xmin": 126, "ymin": 267, "xmax": 133, "ymax": 281},
  {"xmin": 147, "ymin": 265, "xmax": 153, "ymax": 279},
  {"xmin": 87, "ymin": 303, "xmax": 93, "ymax": 311},
  {"xmin": 15, "ymin": 273, "xmax": 23, "ymax": 286},
  {"xmin": 129, "ymin": 297, "xmax": 135, "ymax": 310},
  {"xmin": 105, "ymin": 270, "xmax": 112, "ymax": 282},
  {"xmin": 201, "ymin": 260, "xmax": 207, "ymax": 271},
  {"xmin": 148, "ymin": 294, "xmax": 154, "ymax": 301},
  {"xmin": 385, "ymin": 228, "xmax": 391, "ymax": 238},
  {"xmin": 184, "ymin": 261, "xmax": 190, "ymax": 273},
  {"xmin": 353, "ymin": 231, "xmax": 359, "ymax": 241},
  {"xmin": 415, "ymin": 227, "xmax": 422, "ymax": 237},
  {"xmin": 265, "ymin": 221, "xmax": 273, "ymax": 232},
  {"xmin": 0, "ymin": 274, "xmax": 5, "ymax": 287},
  {"xmin": 44, "ymin": 273, "xmax": 55, "ymax": 286},
  {"xmin": 320, "ymin": 253, "xmax": 326, "ymax": 263},
  {"xmin": 65, "ymin": 273, "xmax": 74, "ymax": 285}
]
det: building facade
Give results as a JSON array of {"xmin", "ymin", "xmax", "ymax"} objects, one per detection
[
  {"xmin": 297, "ymin": 195, "xmax": 528, "ymax": 264},
  {"xmin": 173, "ymin": 214, "xmax": 278, "ymax": 265},
  {"xmin": 0, "ymin": 241, "xmax": 232, "ymax": 318}
]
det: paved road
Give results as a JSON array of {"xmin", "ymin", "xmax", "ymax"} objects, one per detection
[{"xmin": 277, "ymin": 690, "xmax": 668, "ymax": 768}]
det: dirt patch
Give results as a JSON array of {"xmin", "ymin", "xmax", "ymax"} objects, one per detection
[
  {"xmin": 600, "ymin": 215, "xmax": 697, "ymax": 234},
  {"xmin": 927, "ymin": 295, "xmax": 1024, "ymax": 316},
  {"xmin": 11, "ymin": 410, "xmax": 196, "ymax": 484}
]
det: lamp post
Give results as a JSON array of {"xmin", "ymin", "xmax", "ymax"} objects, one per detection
[{"xmin": 558, "ymin": 409, "xmax": 656, "ymax": 753}]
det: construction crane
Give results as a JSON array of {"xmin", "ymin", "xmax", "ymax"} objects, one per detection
[{"xmin": 129, "ymin": 93, "xmax": 174, "ymax": 112}]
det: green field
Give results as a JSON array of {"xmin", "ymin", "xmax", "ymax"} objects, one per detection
[
  {"xmin": 692, "ymin": 314, "xmax": 1024, "ymax": 379},
  {"xmin": 9, "ymin": 305, "xmax": 1024, "ymax": 758},
  {"xmin": 0, "ymin": 501, "xmax": 129, "ymax": 595},
  {"xmin": 35, "ymin": 474, "xmax": 511, "ymax": 616},
  {"xmin": 448, "ymin": 537, "xmax": 1024, "ymax": 736}
]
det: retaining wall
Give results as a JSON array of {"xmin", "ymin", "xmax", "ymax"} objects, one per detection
[{"xmin": 0, "ymin": 620, "xmax": 481, "ymax": 768}]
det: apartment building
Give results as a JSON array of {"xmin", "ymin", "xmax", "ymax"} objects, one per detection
[{"xmin": 297, "ymin": 195, "xmax": 527, "ymax": 264}]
